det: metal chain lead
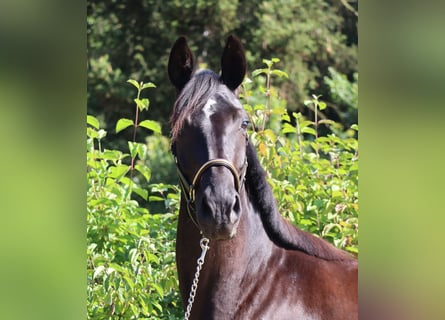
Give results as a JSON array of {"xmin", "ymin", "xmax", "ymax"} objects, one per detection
[{"xmin": 184, "ymin": 237, "xmax": 210, "ymax": 320}]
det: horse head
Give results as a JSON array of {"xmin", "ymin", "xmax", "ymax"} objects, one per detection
[{"xmin": 168, "ymin": 35, "xmax": 249, "ymax": 240}]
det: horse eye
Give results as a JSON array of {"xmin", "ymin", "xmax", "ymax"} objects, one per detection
[{"xmin": 241, "ymin": 120, "xmax": 250, "ymax": 129}]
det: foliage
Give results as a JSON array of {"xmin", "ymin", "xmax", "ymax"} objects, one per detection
[
  {"xmin": 241, "ymin": 59, "xmax": 358, "ymax": 253},
  {"xmin": 87, "ymin": 81, "xmax": 182, "ymax": 319}
]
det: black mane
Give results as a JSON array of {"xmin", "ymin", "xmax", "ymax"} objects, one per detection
[{"xmin": 245, "ymin": 142, "xmax": 354, "ymax": 261}]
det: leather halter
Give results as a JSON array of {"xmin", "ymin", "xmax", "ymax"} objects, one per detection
[{"xmin": 174, "ymin": 157, "xmax": 248, "ymax": 231}]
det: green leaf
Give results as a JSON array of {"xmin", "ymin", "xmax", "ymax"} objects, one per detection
[
  {"xmin": 141, "ymin": 82, "xmax": 156, "ymax": 90},
  {"xmin": 302, "ymin": 127, "xmax": 317, "ymax": 136},
  {"xmin": 134, "ymin": 98, "xmax": 149, "ymax": 111},
  {"xmin": 300, "ymin": 219, "xmax": 313, "ymax": 226},
  {"xmin": 149, "ymin": 195, "xmax": 164, "ymax": 202},
  {"xmin": 133, "ymin": 186, "xmax": 148, "ymax": 200},
  {"xmin": 87, "ymin": 127, "xmax": 98, "ymax": 139},
  {"xmin": 281, "ymin": 113, "xmax": 291, "ymax": 122},
  {"xmin": 318, "ymin": 101, "xmax": 327, "ymax": 110},
  {"xmin": 127, "ymin": 79, "xmax": 140, "ymax": 90},
  {"xmin": 104, "ymin": 291, "xmax": 113, "ymax": 306},
  {"xmin": 139, "ymin": 120, "xmax": 161, "ymax": 134},
  {"xmin": 262, "ymin": 59, "xmax": 272, "ymax": 67},
  {"xmin": 116, "ymin": 118, "xmax": 134, "ymax": 133},
  {"xmin": 282, "ymin": 123, "xmax": 297, "ymax": 134},
  {"xmin": 136, "ymin": 143, "xmax": 148, "ymax": 159},
  {"xmin": 93, "ymin": 265, "xmax": 105, "ymax": 279},
  {"xmin": 152, "ymin": 283, "xmax": 164, "ymax": 297},
  {"xmin": 139, "ymin": 296, "xmax": 149, "ymax": 314},
  {"xmin": 102, "ymin": 149, "xmax": 123, "ymax": 161},
  {"xmin": 123, "ymin": 275, "xmax": 135, "ymax": 290},
  {"xmin": 252, "ymin": 68, "xmax": 268, "ymax": 77},
  {"xmin": 292, "ymin": 112, "xmax": 302, "ymax": 120},
  {"xmin": 299, "ymin": 120, "xmax": 314, "ymax": 128},
  {"xmin": 271, "ymin": 57, "xmax": 280, "ymax": 63},
  {"xmin": 135, "ymin": 164, "xmax": 151, "ymax": 182},
  {"xmin": 271, "ymin": 69, "xmax": 289, "ymax": 78},
  {"xmin": 304, "ymin": 100, "xmax": 313, "ymax": 106},
  {"xmin": 254, "ymin": 104, "xmax": 265, "ymax": 111},
  {"xmin": 318, "ymin": 119, "xmax": 335, "ymax": 126},
  {"xmin": 129, "ymin": 303, "xmax": 139, "ymax": 316},
  {"xmin": 351, "ymin": 124, "xmax": 359, "ymax": 131},
  {"xmin": 128, "ymin": 141, "xmax": 138, "ymax": 158},
  {"xmin": 346, "ymin": 246, "xmax": 359, "ymax": 254},
  {"xmin": 87, "ymin": 115, "xmax": 100, "ymax": 129},
  {"xmin": 108, "ymin": 164, "xmax": 129, "ymax": 179}
]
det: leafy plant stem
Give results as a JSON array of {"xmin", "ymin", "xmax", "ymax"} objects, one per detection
[
  {"xmin": 130, "ymin": 85, "xmax": 142, "ymax": 179},
  {"xmin": 295, "ymin": 114, "xmax": 303, "ymax": 160},
  {"xmin": 263, "ymin": 70, "xmax": 272, "ymax": 131},
  {"xmin": 314, "ymin": 99, "xmax": 319, "ymax": 161}
]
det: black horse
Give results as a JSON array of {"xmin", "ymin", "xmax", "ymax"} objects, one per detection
[{"xmin": 168, "ymin": 35, "xmax": 358, "ymax": 319}]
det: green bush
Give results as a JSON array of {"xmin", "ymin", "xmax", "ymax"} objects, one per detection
[
  {"xmin": 87, "ymin": 81, "xmax": 182, "ymax": 319},
  {"xmin": 87, "ymin": 60, "xmax": 358, "ymax": 319},
  {"xmin": 241, "ymin": 59, "xmax": 358, "ymax": 254}
]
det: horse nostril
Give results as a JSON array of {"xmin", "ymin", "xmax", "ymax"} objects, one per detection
[
  {"xmin": 232, "ymin": 195, "xmax": 241, "ymax": 215},
  {"xmin": 201, "ymin": 196, "xmax": 213, "ymax": 215}
]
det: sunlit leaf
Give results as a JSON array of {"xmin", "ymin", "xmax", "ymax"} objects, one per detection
[
  {"xmin": 282, "ymin": 123, "xmax": 297, "ymax": 134},
  {"xmin": 128, "ymin": 141, "xmax": 138, "ymax": 158},
  {"xmin": 139, "ymin": 120, "xmax": 161, "ymax": 134},
  {"xmin": 135, "ymin": 164, "xmax": 151, "ymax": 182},
  {"xmin": 252, "ymin": 68, "xmax": 268, "ymax": 77},
  {"xmin": 127, "ymin": 79, "xmax": 140, "ymax": 90},
  {"xmin": 302, "ymin": 127, "xmax": 316, "ymax": 136},
  {"xmin": 318, "ymin": 119, "xmax": 335, "ymax": 126},
  {"xmin": 108, "ymin": 164, "xmax": 129, "ymax": 179},
  {"xmin": 141, "ymin": 82, "xmax": 156, "ymax": 90},
  {"xmin": 87, "ymin": 115, "xmax": 100, "ymax": 129},
  {"xmin": 318, "ymin": 101, "xmax": 327, "ymax": 110},
  {"xmin": 102, "ymin": 149, "xmax": 123, "ymax": 161},
  {"xmin": 271, "ymin": 69, "xmax": 289, "ymax": 78},
  {"xmin": 116, "ymin": 118, "xmax": 133, "ymax": 133},
  {"xmin": 134, "ymin": 98, "xmax": 149, "ymax": 111},
  {"xmin": 93, "ymin": 265, "xmax": 105, "ymax": 279},
  {"xmin": 149, "ymin": 195, "xmax": 164, "ymax": 202},
  {"xmin": 133, "ymin": 186, "xmax": 148, "ymax": 200},
  {"xmin": 281, "ymin": 113, "xmax": 291, "ymax": 122}
]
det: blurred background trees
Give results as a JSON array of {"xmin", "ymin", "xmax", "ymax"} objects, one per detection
[{"xmin": 87, "ymin": 0, "xmax": 357, "ymax": 150}]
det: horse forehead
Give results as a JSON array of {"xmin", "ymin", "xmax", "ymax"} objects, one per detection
[
  {"xmin": 203, "ymin": 98, "xmax": 218, "ymax": 119},
  {"xmin": 202, "ymin": 94, "xmax": 243, "ymax": 120}
]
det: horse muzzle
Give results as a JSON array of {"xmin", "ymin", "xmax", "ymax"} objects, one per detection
[{"xmin": 196, "ymin": 190, "xmax": 241, "ymax": 240}]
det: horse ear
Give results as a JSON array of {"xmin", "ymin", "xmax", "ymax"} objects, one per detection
[
  {"xmin": 168, "ymin": 36, "xmax": 195, "ymax": 91},
  {"xmin": 221, "ymin": 35, "xmax": 246, "ymax": 90}
]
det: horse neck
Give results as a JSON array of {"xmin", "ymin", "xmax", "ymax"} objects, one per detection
[{"xmin": 175, "ymin": 188, "xmax": 272, "ymax": 310}]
